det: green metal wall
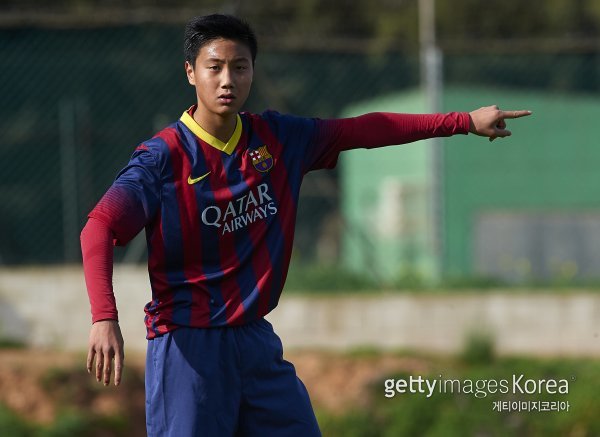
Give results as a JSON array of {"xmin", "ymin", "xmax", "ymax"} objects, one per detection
[
  {"xmin": 442, "ymin": 87, "xmax": 600, "ymax": 279},
  {"xmin": 340, "ymin": 87, "xmax": 600, "ymax": 282},
  {"xmin": 340, "ymin": 91, "xmax": 436, "ymax": 283}
]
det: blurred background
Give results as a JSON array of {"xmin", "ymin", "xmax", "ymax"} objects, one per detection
[{"xmin": 1, "ymin": 0, "xmax": 599, "ymax": 435}]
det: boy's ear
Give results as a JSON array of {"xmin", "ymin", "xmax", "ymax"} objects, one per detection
[{"xmin": 185, "ymin": 61, "xmax": 195, "ymax": 85}]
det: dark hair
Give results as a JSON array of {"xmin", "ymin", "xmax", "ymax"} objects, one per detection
[{"xmin": 184, "ymin": 14, "xmax": 257, "ymax": 67}]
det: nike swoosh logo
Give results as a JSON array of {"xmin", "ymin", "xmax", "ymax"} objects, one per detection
[{"xmin": 187, "ymin": 171, "xmax": 211, "ymax": 184}]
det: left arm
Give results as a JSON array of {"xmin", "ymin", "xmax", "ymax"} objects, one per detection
[
  {"xmin": 319, "ymin": 105, "xmax": 532, "ymax": 151},
  {"xmin": 296, "ymin": 105, "xmax": 532, "ymax": 172},
  {"xmin": 317, "ymin": 111, "xmax": 470, "ymax": 152}
]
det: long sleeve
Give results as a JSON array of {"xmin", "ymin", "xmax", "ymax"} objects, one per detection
[
  {"xmin": 88, "ymin": 146, "xmax": 161, "ymax": 246},
  {"xmin": 305, "ymin": 111, "xmax": 471, "ymax": 171},
  {"xmin": 324, "ymin": 111, "xmax": 470, "ymax": 150},
  {"xmin": 81, "ymin": 217, "xmax": 118, "ymax": 323},
  {"xmin": 81, "ymin": 144, "xmax": 160, "ymax": 322}
]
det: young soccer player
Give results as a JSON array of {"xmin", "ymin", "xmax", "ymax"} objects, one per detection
[{"xmin": 81, "ymin": 14, "xmax": 531, "ymax": 436}]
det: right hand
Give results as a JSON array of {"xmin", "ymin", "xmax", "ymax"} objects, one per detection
[{"xmin": 87, "ymin": 319, "xmax": 125, "ymax": 386}]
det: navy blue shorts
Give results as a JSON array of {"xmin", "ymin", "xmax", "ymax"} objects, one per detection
[{"xmin": 145, "ymin": 318, "xmax": 321, "ymax": 436}]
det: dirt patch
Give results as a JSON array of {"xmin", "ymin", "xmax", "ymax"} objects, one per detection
[
  {"xmin": 0, "ymin": 348, "xmax": 146, "ymax": 435},
  {"xmin": 0, "ymin": 348, "xmax": 429, "ymax": 428},
  {"xmin": 0, "ymin": 349, "xmax": 88, "ymax": 423},
  {"xmin": 287, "ymin": 350, "xmax": 431, "ymax": 414}
]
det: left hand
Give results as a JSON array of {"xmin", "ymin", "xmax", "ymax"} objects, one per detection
[{"xmin": 469, "ymin": 105, "xmax": 532, "ymax": 142}]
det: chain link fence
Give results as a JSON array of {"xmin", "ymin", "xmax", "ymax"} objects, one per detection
[
  {"xmin": 0, "ymin": 23, "xmax": 419, "ymax": 265},
  {"xmin": 2, "ymin": 20, "xmax": 599, "ymax": 285}
]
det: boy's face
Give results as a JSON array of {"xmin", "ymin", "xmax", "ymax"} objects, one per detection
[{"xmin": 185, "ymin": 38, "xmax": 253, "ymax": 118}]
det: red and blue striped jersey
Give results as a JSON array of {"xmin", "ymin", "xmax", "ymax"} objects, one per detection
[{"xmin": 88, "ymin": 106, "xmax": 469, "ymax": 338}]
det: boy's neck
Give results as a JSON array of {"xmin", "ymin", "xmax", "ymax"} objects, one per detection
[{"xmin": 193, "ymin": 107, "xmax": 237, "ymax": 144}]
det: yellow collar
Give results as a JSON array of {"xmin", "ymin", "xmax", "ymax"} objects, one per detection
[{"xmin": 180, "ymin": 109, "xmax": 242, "ymax": 155}]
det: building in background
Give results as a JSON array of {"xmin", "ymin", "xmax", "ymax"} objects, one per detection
[{"xmin": 341, "ymin": 86, "xmax": 600, "ymax": 284}]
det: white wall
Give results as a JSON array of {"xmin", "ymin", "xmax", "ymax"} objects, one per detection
[{"xmin": 0, "ymin": 266, "xmax": 598, "ymax": 357}]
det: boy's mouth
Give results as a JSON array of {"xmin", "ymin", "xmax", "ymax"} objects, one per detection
[{"xmin": 218, "ymin": 93, "xmax": 236, "ymax": 104}]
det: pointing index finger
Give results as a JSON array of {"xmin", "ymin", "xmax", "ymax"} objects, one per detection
[{"xmin": 501, "ymin": 110, "xmax": 533, "ymax": 119}]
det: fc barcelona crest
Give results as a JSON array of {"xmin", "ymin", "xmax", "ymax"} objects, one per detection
[{"xmin": 249, "ymin": 146, "xmax": 274, "ymax": 173}]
